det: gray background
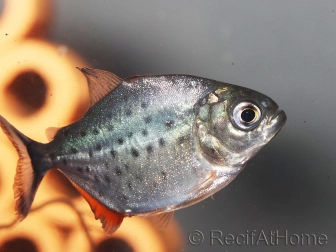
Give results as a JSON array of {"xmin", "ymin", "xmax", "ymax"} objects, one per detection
[{"xmin": 47, "ymin": 1, "xmax": 335, "ymax": 251}]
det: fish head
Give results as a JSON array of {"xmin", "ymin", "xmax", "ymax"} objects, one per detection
[{"xmin": 194, "ymin": 83, "xmax": 286, "ymax": 168}]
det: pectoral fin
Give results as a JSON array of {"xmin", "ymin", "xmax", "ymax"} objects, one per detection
[
  {"xmin": 147, "ymin": 211, "xmax": 174, "ymax": 230},
  {"xmin": 77, "ymin": 67, "xmax": 123, "ymax": 108},
  {"xmin": 71, "ymin": 182, "xmax": 124, "ymax": 235}
]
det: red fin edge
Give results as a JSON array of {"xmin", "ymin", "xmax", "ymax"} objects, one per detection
[{"xmin": 71, "ymin": 182, "xmax": 124, "ymax": 235}]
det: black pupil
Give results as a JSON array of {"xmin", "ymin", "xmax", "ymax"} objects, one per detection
[{"xmin": 241, "ymin": 109, "xmax": 255, "ymax": 123}]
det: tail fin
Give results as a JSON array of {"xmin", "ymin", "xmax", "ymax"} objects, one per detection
[{"xmin": 0, "ymin": 115, "xmax": 49, "ymax": 221}]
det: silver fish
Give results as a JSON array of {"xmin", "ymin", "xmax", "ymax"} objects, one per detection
[{"xmin": 0, "ymin": 68, "xmax": 286, "ymax": 234}]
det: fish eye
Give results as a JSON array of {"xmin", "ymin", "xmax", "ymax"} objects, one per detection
[
  {"xmin": 241, "ymin": 109, "xmax": 255, "ymax": 123},
  {"xmin": 232, "ymin": 101, "xmax": 261, "ymax": 130}
]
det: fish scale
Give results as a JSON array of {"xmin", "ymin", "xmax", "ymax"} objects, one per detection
[
  {"xmin": 0, "ymin": 68, "xmax": 286, "ymax": 234},
  {"xmin": 49, "ymin": 75, "xmax": 217, "ymax": 213}
]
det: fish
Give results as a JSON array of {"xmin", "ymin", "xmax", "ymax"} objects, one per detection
[{"xmin": 0, "ymin": 68, "xmax": 286, "ymax": 234}]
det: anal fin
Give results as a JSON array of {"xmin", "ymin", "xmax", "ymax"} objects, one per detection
[{"xmin": 71, "ymin": 182, "xmax": 124, "ymax": 235}]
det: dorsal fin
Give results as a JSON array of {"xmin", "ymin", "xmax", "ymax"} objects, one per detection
[
  {"xmin": 45, "ymin": 126, "xmax": 62, "ymax": 141},
  {"xmin": 147, "ymin": 211, "xmax": 174, "ymax": 230},
  {"xmin": 70, "ymin": 182, "xmax": 124, "ymax": 235},
  {"xmin": 77, "ymin": 67, "xmax": 123, "ymax": 108}
]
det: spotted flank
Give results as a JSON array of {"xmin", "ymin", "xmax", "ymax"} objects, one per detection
[{"xmin": 0, "ymin": 68, "xmax": 286, "ymax": 234}]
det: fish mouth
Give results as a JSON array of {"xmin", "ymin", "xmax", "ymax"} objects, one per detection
[
  {"xmin": 271, "ymin": 109, "xmax": 286, "ymax": 121},
  {"xmin": 267, "ymin": 109, "xmax": 287, "ymax": 139}
]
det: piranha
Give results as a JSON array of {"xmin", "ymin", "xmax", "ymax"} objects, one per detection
[{"xmin": 0, "ymin": 68, "xmax": 286, "ymax": 234}]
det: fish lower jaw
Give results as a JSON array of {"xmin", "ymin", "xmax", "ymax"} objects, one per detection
[
  {"xmin": 268, "ymin": 110, "xmax": 287, "ymax": 128},
  {"xmin": 261, "ymin": 110, "xmax": 286, "ymax": 141}
]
